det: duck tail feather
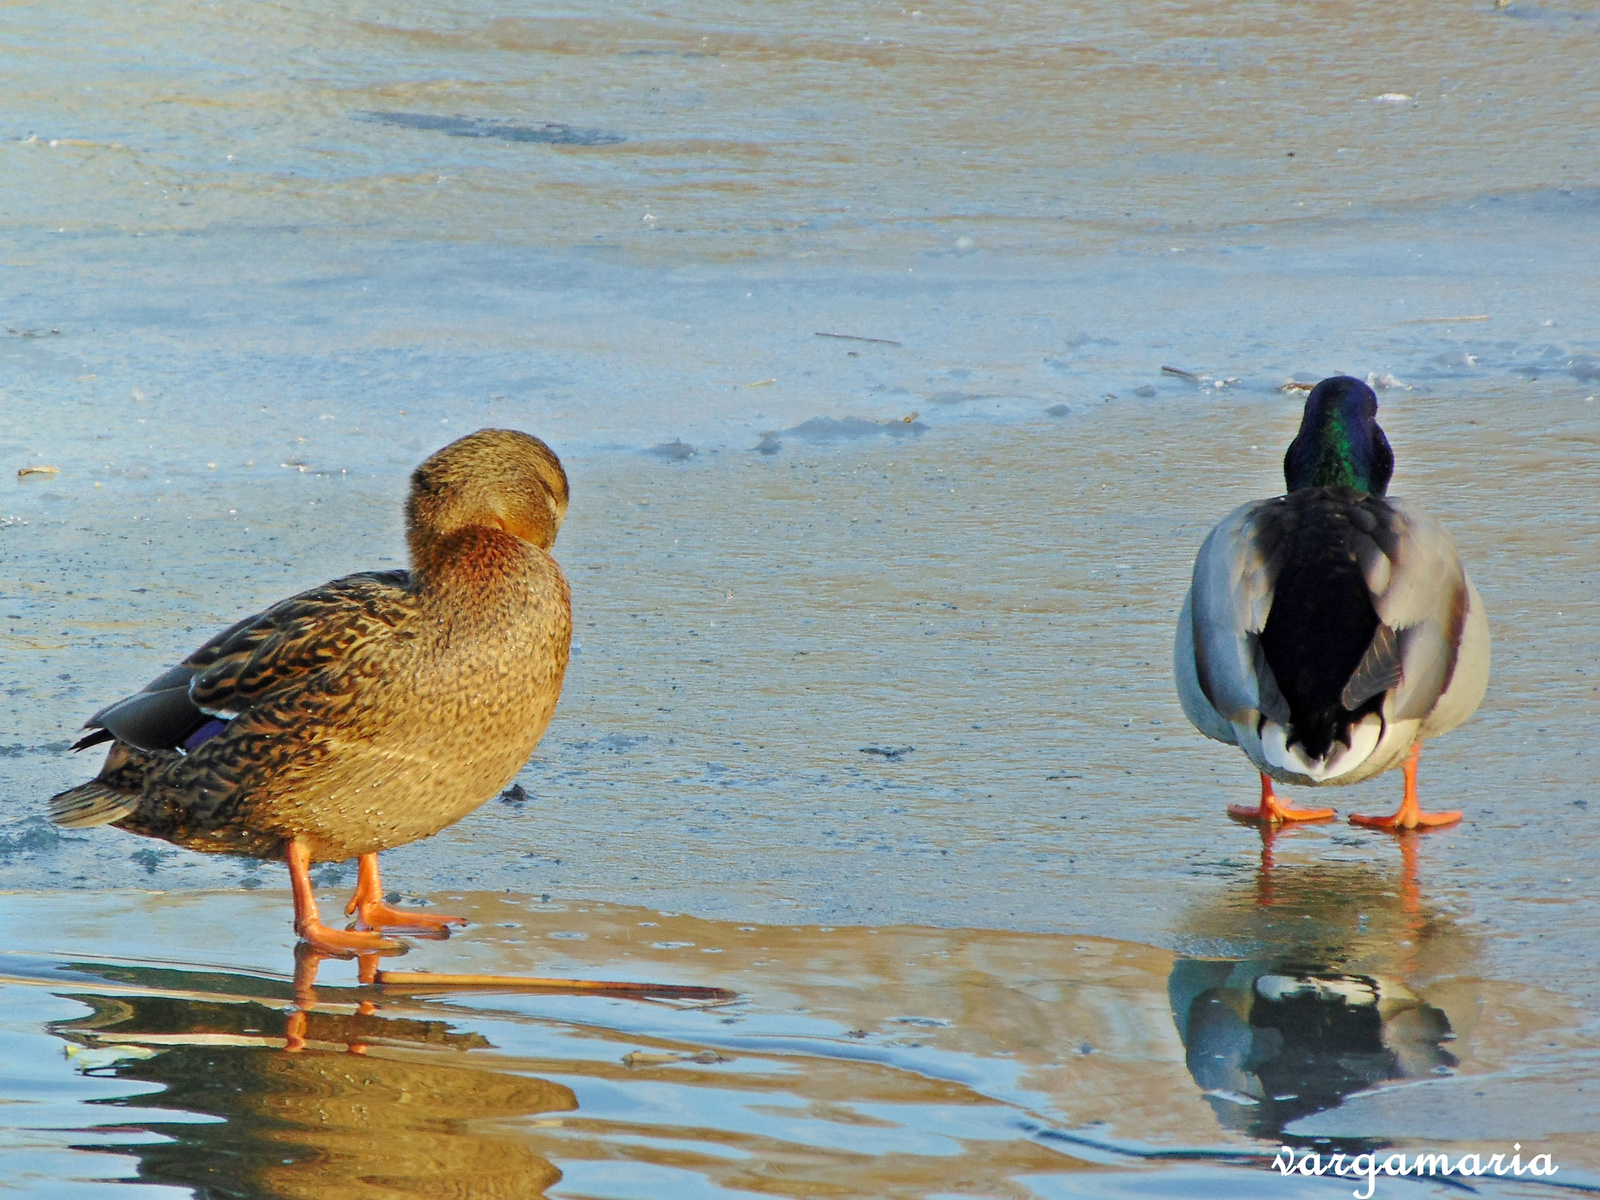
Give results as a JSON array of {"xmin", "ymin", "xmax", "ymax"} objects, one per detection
[
  {"xmin": 51, "ymin": 740, "xmax": 161, "ymax": 828},
  {"xmin": 71, "ymin": 728, "xmax": 115, "ymax": 753},
  {"xmin": 49, "ymin": 782, "xmax": 138, "ymax": 829}
]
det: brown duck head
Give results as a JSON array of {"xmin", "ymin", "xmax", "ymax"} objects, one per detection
[{"xmin": 405, "ymin": 429, "xmax": 569, "ymax": 568}]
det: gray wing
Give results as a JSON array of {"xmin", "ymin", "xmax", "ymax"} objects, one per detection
[
  {"xmin": 81, "ymin": 569, "xmax": 413, "ymax": 753},
  {"xmin": 1184, "ymin": 499, "xmax": 1291, "ymax": 730},
  {"xmin": 1174, "ymin": 588, "xmax": 1238, "ymax": 744},
  {"xmin": 1363, "ymin": 497, "xmax": 1479, "ymax": 724}
]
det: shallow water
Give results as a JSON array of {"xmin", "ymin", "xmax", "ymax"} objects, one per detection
[
  {"xmin": 3, "ymin": 0, "xmax": 1600, "ymax": 1194},
  {"xmin": 2, "ymin": 887, "xmax": 1597, "ymax": 1198}
]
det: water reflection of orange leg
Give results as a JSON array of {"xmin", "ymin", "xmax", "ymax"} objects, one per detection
[
  {"xmin": 287, "ymin": 942, "xmax": 330, "ymax": 1054},
  {"xmin": 292, "ymin": 942, "xmax": 330, "ymax": 995},
  {"xmin": 1394, "ymin": 833, "xmax": 1426, "ymax": 977},
  {"xmin": 1397, "ymin": 835, "xmax": 1422, "ymax": 916},
  {"xmin": 287, "ymin": 946, "xmax": 393, "ymax": 1054},
  {"xmin": 347, "ymin": 953, "xmax": 381, "ymax": 1052},
  {"xmin": 1251, "ymin": 822, "xmax": 1280, "ymax": 908},
  {"xmin": 1229, "ymin": 773, "xmax": 1336, "ymax": 824},
  {"xmin": 344, "ymin": 852, "xmax": 466, "ymax": 937},
  {"xmin": 1349, "ymin": 745, "xmax": 1463, "ymax": 831},
  {"xmin": 289, "ymin": 837, "xmax": 404, "ymax": 953}
]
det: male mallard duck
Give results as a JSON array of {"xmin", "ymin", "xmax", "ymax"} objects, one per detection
[
  {"xmin": 50, "ymin": 429, "xmax": 572, "ymax": 954},
  {"xmin": 1174, "ymin": 376, "xmax": 1489, "ymax": 829}
]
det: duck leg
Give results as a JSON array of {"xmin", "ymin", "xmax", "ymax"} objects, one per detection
[
  {"xmin": 1349, "ymin": 744, "xmax": 1462, "ymax": 831},
  {"xmin": 288, "ymin": 837, "xmax": 403, "ymax": 953},
  {"xmin": 344, "ymin": 852, "xmax": 467, "ymax": 936},
  {"xmin": 1228, "ymin": 772, "xmax": 1335, "ymax": 823}
]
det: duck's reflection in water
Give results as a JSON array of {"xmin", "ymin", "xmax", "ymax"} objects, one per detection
[
  {"xmin": 51, "ymin": 950, "xmax": 575, "ymax": 1200},
  {"xmin": 1169, "ymin": 833, "xmax": 1474, "ymax": 1144}
]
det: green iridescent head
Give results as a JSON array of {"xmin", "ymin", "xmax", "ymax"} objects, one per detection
[{"xmin": 1283, "ymin": 376, "xmax": 1394, "ymax": 494}]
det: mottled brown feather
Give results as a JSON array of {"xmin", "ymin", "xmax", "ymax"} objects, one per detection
[{"xmin": 50, "ymin": 429, "xmax": 573, "ymax": 864}]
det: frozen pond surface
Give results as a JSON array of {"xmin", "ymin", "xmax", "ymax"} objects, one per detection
[{"xmin": 2, "ymin": 0, "xmax": 1599, "ymax": 1194}]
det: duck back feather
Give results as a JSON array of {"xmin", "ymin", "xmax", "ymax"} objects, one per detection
[{"xmin": 1257, "ymin": 488, "xmax": 1388, "ymax": 761}]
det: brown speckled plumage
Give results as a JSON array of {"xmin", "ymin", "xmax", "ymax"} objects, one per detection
[{"xmin": 51, "ymin": 429, "xmax": 572, "ymax": 866}]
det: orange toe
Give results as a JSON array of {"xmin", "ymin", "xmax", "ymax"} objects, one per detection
[
  {"xmin": 288, "ymin": 839, "xmax": 406, "ymax": 955},
  {"xmin": 1349, "ymin": 808, "xmax": 1462, "ymax": 831},
  {"xmin": 297, "ymin": 917, "xmax": 405, "ymax": 955},
  {"xmin": 1229, "ymin": 774, "xmax": 1335, "ymax": 824},
  {"xmin": 350, "ymin": 900, "xmax": 466, "ymax": 937},
  {"xmin": 1228, "ymin": 800, "xmax": 1336, "ymax": 823},
  {"xmin": 342, "ymin": 852, "xmax": 468, "ymax": 936},
  {"xmin": 1348, "ymin": 744, "xmax": 1462, "ymax": 832}
]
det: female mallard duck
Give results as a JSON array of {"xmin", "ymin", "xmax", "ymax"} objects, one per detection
[
  {"xmin": 1174, "ymin": 376, "xmax": 1489, "ymax": 830},
  {"xmin": 50, "ymin": 429, "xmax": 572, "ymax": 954}
]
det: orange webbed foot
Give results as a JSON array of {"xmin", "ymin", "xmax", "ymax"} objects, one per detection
[
  {"xmin": 1348, "ymin": 743, "xmax": 1462, "ymax": 832},
  {"xmin": 297, "ymin": 917, "xmax": 407, "ymax": 955},
  {"xmin": 1228, "ymin": 774, "xmax": 1335, "ymax": 824},
  {"xmin": 287, "ymin": 839, "xmax": 407, "ymax": 955},
  {"xmin": 1228, "ymin": 800, "xmax": 1336, "ymax": 823},
  {"xmin": 343, "ymin": 851, "xmax": 467, "ymax": 937},
  {"xmin": 1349, "ymin": 807, "xmax": 1462, "ymax": 831},
  {"xmin": 347, "ymin": 898, "xmax": 466, "ymax": 938}
]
